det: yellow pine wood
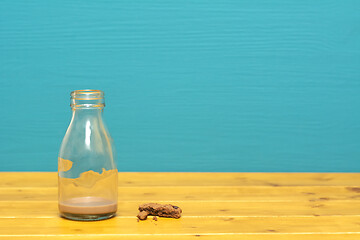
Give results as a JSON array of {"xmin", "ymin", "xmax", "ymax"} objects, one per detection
[
  {"xmin": 1, "ymin": 235, "xmax": 360, "ymax": 240},
  {"xmin": 0, "ymin": 216, "xmax": 359, "ymax": 235},
  {"xmin": 1, "ymin": 201, "xmax": 359, "ymax": 218},
  {"xmin": 1, "ymin": 186, "xmax": 359, "ymax": 201},
  {"xmin": 0, "ymin": 172, "xmax": 359, "ymax": 238},
  {"xmin": 1, "ymin": 172, "xmax": 359, "ymax": 187}
]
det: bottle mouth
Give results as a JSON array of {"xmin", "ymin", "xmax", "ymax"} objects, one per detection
[{"xmin": 71, "ymin": 89, "xmax": 105, "ymax": 109}]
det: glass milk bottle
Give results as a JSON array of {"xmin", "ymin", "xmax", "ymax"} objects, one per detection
[{"xmin": 58, "ymin": 90, "xmax": 118, "ymax": 221}]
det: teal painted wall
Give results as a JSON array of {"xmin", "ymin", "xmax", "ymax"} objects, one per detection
[{"xmin": 0, "ymin": 0, "xmax": 359, "ymax": 172}]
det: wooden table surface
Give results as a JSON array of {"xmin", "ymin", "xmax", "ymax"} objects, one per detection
[{"xmin": 0, "ymin": 172, "xmax": 359, "ymax": 239}]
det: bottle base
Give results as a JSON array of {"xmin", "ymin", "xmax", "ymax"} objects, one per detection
[{"xmin": 60, "ymin": 211, "xmax": 116, "ymax": 221}]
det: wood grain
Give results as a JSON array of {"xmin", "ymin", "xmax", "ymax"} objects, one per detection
[
  {"xmin": 0, "ymin": 172, "xmax": 359, "ymax": 239},
  {"xmin": 1, "ymin": 235, "xmax": 360, "ymax": 240},
  {"xmin": 1, "ymin": 172, "xmax": 359, "ymax": 187},
  {"xmin": 1, "ymin": 201, "xmax": 359, "ymax": 218},
  {"xmin": 1, "ymin": 186, "xmax": 359, "ymax": 202},
  {"xmin": 0, "ymin": 216, "xmax": 360, "ymax": 235}
]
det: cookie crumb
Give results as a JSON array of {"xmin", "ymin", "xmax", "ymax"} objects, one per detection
[{"xmin": 153, "ymin": 216, "xmax": 158, "ymax": 221}]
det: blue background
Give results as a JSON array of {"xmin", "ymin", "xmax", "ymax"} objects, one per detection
[{"xmin": 1, "ymin": 0, "xmax": 359, "ymax": 172}]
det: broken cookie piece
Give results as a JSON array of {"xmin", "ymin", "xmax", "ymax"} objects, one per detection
[
  {"xmin": 137, "ymin": 211, "xmax": 148, "ymax": 220},
  {"xmin": 137, "ymin": 203, "xmax": 182, "ymax": 220}
]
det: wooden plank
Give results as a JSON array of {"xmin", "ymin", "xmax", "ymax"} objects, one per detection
[
  {"xmin": 1, "ymin": 234, "xmax": 360, "ymax": 240},
  {"xmin": 1, "ymin": 172, "xmax": 359, "ymax": 188},
  {"xmin": 0, "ymin": 201, "xmax": 359, "ymax": 218},
  {"xmin": 1, "ymin": 173, "xmax": 358, "ymax": 239},
  {"xmin": 0, "ymin": 172, "xmax": 57, "ymax": 188},
  {"xmin": 0, "ymin": 216, "xmax": 359, "ymax": 235},
  {"xmin": 0, "ymin": 186, "xmax": 359, "ymax": 202}
]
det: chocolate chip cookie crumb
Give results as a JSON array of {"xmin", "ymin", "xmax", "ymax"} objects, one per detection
[
  {"xmin": 137, "ymin": 203, "xmax": 182, "ymax": 219},
  {"xmin": 153, "ymin": 216, "xmax": 158, "ymax": 221},
  {"xmin": 137, "ymin": 211, "xmax": 148, "ymax": 220}
]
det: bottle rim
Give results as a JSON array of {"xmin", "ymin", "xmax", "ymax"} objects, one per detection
[
  {"xmin": 71, "ymin": 89, "xmax": 104, "ymax": 100},
  {"xmin": 70, "ymin": 89, "xmax": 105, "ymax": 109}
]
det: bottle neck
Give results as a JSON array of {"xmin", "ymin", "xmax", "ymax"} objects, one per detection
[
  {"xmin": 72, "ymin": 108, "xmax": 103, "ymax": 121},
  {"xmin": 69, "ymin": 90, "xmax": 106, "ymax": 125}
]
